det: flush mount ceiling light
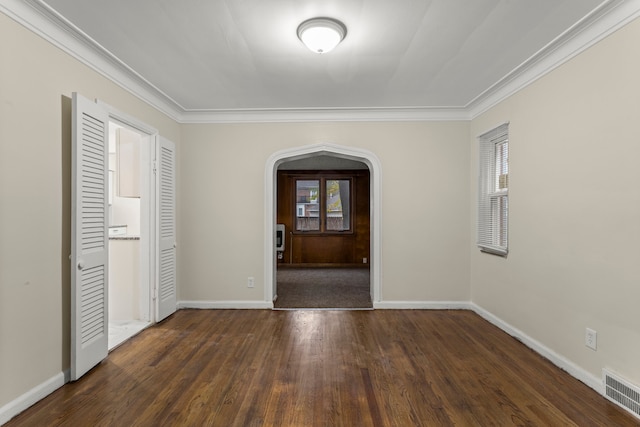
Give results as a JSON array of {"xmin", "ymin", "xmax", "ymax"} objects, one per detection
[{"xmin": 297, "ymin": 17, "xmax": 347, "ymax": 54}]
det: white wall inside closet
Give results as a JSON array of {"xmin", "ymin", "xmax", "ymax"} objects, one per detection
[{"xmin": 107, "ymin": 122, "xmax": 151, "ymax": 349}]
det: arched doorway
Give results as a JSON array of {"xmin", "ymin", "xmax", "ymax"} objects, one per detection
[{"xmin": 264, "ymin": 143, "xmax": 382, "ymax": 307}]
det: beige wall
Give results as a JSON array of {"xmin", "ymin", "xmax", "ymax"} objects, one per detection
[
  {"xmin": 470, "ymin": 17, "xmax": 640, "ymax": 386},
  {"xmin": 0, "ymin": 13, "xmax": 180, "ymax": 408},
  {"xmin": 178, "ymin": 122, "xmax": 471, "ymax": 302}
]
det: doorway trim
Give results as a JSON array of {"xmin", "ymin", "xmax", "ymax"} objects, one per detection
[{"xmin": 265, "ymin": 143, "xmax": 382, "ymax": 306}]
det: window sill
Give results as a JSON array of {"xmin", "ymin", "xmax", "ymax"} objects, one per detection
[
  {"xmin": 478, "ymin": 245, "xmax": 508, "ymax": 257},
  {"xmin": 293, "ymin": 231, "xmax": 354, "ymax": 236}
]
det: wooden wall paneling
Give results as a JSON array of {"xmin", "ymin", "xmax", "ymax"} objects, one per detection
[
  {"xmin": 276, "ymin": 172, "xmax": 293, "ymax": 264},
  {"xmin": 354, "ymin": 171, "xmax": 370, "ymax": 265},
  {"xmin": 277, "ymin": 170, "xmax": 370, "ymax": 266}
]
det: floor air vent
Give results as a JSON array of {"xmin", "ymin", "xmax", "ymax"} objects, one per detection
[{"xmin": 603, "ymin": 369, "xmax": 640, "ymax": 419}]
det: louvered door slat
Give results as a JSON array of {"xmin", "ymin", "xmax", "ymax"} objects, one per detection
[
  {"xmin": 71, "ymin": 93, "xmax": 109, "ymax": 381},
  {"xmin": 157, "ymin": 137, "xmax": 176, "ymax": 321}
]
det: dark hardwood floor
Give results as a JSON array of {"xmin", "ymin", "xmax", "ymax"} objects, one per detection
[{"xmin": 6, "ymin": 309, "xmax": 638, "ymax": 426}]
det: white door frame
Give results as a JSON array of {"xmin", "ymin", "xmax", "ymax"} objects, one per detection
[
  {"xmin": 97, "ymin": 100, "xmax": 158, "ymax": 324},
  {"xmin": 264, "ymin": 143, "xmax": 382, "ymax": 306}
]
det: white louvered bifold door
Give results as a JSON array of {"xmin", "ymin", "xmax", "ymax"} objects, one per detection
[
  {"xmin": 70, "ymin": 93, "xmax": 109, "ymax": 381},
  {"xmin": 157, "ymin": 136, "xmax": 177, "ymax": 321}
]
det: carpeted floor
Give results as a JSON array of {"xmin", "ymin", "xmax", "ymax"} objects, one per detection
[{"xmin": 275, "ymin": 267, "xmax": 372, "ymax": 309}]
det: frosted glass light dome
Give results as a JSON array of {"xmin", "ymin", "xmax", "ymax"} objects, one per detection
[{"xmin": 297, "ymin": 18, "xmax": 347, "ymax": 54}]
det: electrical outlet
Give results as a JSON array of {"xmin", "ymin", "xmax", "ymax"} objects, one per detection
[
  {"xmin": 363, "ymin": 257, "xmax": 367, "ymax": 264},
  {"xmin": 247, "ymin": 277, "xmax": 255, "ymax": 288},
  {"xmin": 585, "ymin": 328, "xmax": 597, "ymax": 351}
]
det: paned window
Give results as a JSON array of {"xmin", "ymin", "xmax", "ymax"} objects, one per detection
[
  {"xmin": 295, "ymin": 178, "xmax": 351, "ymax": 232},
  {"xmin": 477, "ymin": 123, "xmax": 509, "ymax": 256},
  {"xmin": 296, "ymin": 180, "xmax": 320, "ymax": 231}
]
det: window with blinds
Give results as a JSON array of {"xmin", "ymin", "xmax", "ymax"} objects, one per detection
[{"xmin": 477, "ymin": 123, "xmax": 509, "ymax": 256}]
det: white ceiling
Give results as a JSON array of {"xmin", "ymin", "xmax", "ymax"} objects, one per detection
[{"xmin": 32, "ymin": 0, "xmax": 622, "ymax": 117}]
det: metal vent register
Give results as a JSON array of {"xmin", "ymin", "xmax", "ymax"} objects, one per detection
[{"xmin": 603, "ymin": 369, "xmax": 640, "ymax": 419}]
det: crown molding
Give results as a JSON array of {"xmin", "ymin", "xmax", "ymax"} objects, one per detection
[
  {"xmin": 2, "ymin": 0, "xmax": 639, "ymax": 124},
  {"xmin": 0, "ymin": 0, "xmax": 185, "ymax": 121},
  {"xmin": 179, "ymin": 107, "xmax": 471, "ymax": 123},
  {"xmin": 467, "ymin": 0, "xmax": 640, "ymax": 119}
]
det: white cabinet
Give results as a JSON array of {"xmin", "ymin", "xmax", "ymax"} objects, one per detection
[
  {"xmin": 117, "ymin": 127, "xmax": 140, "ymax": 198},
  {"xmin": 109, "ymin": 239, "xmax": 140, "ymax": 321}
]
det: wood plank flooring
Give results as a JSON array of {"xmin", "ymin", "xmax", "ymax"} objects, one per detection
[{"xmin": 6, "ymin": 309, "xmax": 638, "ymax": 426}]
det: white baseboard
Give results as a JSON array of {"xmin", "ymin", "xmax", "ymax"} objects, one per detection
[
  {"xmin": 0, "ymin": 370, "xmax": 69, "ymax": 426},
  {"xmin": 374, "ymin": 301, "xmax": 472, "ymax": 310},
  {"xmin": 177, "ymin": 300, "xmax": 274, "ymax": 309},
  {"xmin": 470, "ymin": 303, "xmax": 603, "ymax": 394}
]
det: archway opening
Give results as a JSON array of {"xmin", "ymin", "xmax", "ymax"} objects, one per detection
[{"xmin": 264, "ymin": 143, "xmax": 381, "ymax": 307}]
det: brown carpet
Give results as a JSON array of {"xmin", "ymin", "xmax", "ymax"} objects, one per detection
[{"xmin": 274, "ymin": 267, "xmax": 372, "ymax": 309}]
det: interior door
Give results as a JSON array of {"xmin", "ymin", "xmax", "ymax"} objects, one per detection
[
  {"xmin": 157, "ymin": 136, "xmax": 177, "ymax": 321},
  {"xmin": 70, "ymin": 93, "xmax": 109, "ymax": 381}
]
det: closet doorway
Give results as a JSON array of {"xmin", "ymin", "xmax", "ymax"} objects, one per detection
[
  {"xmin": 107, "ymin": 121, "xmax": 152, "ymax": 349},
  {"xmin": 71, "ymin": 93, "xmax": 176, "ymax": 380}
]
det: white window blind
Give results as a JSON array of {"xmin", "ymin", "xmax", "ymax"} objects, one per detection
[{"xmin": 477, "ymin": 123, "xmax": 509, "ymax": 256}]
